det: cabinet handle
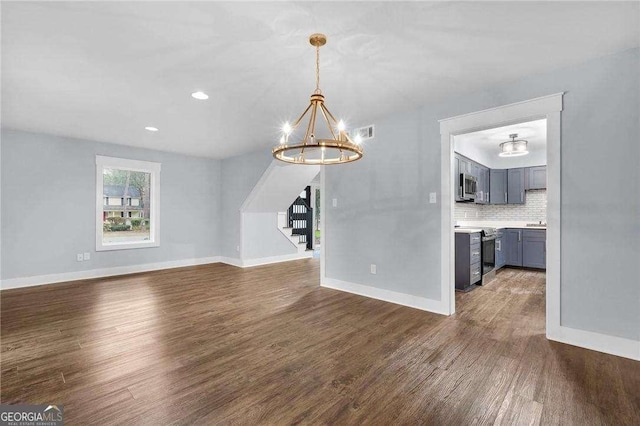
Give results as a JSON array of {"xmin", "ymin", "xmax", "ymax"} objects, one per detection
[
  {"xmin": 472, "ymin": 251, "xmax": 480, "ymax": 255},
  {"xmin": 518, "ymin": 231, "xmax": 521, "ymax": 242},
  {"xmin": 473, "ymin": 271, "xmax": 480, "ymax": 276},
  {"xmin": 521, "ymin": 192, "xmax": 524, "ymax": 203},
  {"xmin": 505, "ymin": 192, "xmax": 507, "ymax": 203},
  {"xmin": 487, "ymin": 191, "xmax": 489, "ymax": 202}
]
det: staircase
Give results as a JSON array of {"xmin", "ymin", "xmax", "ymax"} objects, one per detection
[{"xmin": 277, "ymin": 186, "xmax": 314, "ymax": 253}]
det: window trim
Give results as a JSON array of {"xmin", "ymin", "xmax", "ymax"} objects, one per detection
[{"xmin": 96, "ymin": 155, "xmax": 161, "ymax": 251}]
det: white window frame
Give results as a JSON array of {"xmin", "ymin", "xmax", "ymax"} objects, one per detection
[{"xmin": 96, "ymin": 155, "xmax": 161, "ymax": 251}]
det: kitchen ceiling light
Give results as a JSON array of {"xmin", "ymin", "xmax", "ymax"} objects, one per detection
[
  {"xmin": 499, "ymin": 133, "xmax": 529, "ymax": 157},
  {"xmin": 191, "ymin": 91, "xmax": 209, "ymax": 100},
  {"xmin": 272, "ymin": 33, "xmax": 363, "ymax": 165},
  {"xmin": 145, "ymin": 126, "xmax": 159, "ymax": 132}
]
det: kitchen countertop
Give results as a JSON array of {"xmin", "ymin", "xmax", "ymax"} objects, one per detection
[
  {"xmin": 455, "ymin": 221, "xmax": 547, "ymax": 230},
  {"xmin": 454, "ymin": 228, "xmax": 483, "ymax": 234}
]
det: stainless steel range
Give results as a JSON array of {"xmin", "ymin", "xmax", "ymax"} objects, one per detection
[{"xmin": 480, "ymin": 228, "xmax": 497, "ymax": 281}]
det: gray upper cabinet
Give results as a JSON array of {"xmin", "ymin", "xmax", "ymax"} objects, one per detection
[
  {"xmin": 525, "ymin": 166, "xmax": 547, "ymax": 190},
  {"xmin": 507, "ymin": 168, "xmax": 526, "ymax": 204},
  {"xmin": 490, "ymin": 169, "xmax": 507, "ymax": 204},
  {"xmin": 478, "ymin": 166, "xmax": 490, "ymax": 204},
  {"xmin": 454, "ymin": 156, "xmax": 461, "ymax": 201},
  {"xmin": 504, "ymin": 229, "xmax": 523, "ymax": 266}
]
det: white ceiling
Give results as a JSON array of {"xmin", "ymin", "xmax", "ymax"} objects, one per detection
[
  {"xmin": 2, "ymin": 1, "xmax": 638, "ymax": 159},
  {"xmin": 455, "ymin": 119, "xmax": 546, "ymax": 169}
]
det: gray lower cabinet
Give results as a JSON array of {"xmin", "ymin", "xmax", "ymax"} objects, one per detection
[
  {"xmin": 523, "ymin": 229, "xmax": 546, "ymax": 268},
  {"xmin": 504, "ymin": 229, "xmax": 523, "ymax": 267},
  {"xmin": 525, "ymin": 166, "xmax": 547, "ymax": 190},
  {"xmin": 455, "ymin": 232, "xmax": 482, "ymax": 291},
  {"xmin": 507, "ymin": 168, "xmax": 526, "ymax": 204},
  {"xmin": 502, "ymin": 228, "xmax": 546, "ymax": 269},
  {"xmin": 490, "ymin": 169, "xmax": 507, "ymax": 204},
  {"xmin": 495, "ymin": 230, "xmax": 506, "ymax": 269}
]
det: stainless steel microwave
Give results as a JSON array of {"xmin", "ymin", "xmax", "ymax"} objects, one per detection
[{"xmin": 460, "ymin": 173, "xmax": 477, "ymax": 200}]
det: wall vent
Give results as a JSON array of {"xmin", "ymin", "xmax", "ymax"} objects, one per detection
[{"xmin": 349, "ymin": 124, "xmax": 375, "ymax": 141}]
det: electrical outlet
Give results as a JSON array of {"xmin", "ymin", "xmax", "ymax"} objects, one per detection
[
  {"xmin": 76, "ymin": 254, "xmax": 83, "ymax": 262},
  {"xmin": 370, "ymin": 264, "xmax": 377, "ymax": 274},
  {"xmin": 236, "ymin": 245, "xmax": 240, "ymax": 252},
  {"xmin": 429, "ymin": 192, "xmax": 437, "ymax": 203},
  {"xmin": 83, "ymin": 252, "xmax": 91, "ymax": 261},
  {"xmin": 332, "ymin": 198, "xmax": 337, "ymax": 208}
]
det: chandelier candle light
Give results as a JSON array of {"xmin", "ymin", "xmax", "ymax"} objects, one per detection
[
  {"xmin": 499, "ymin": 133, "xmax": 529, "ymax": 157},
  {"xmin": 272, "ymin": 33, "xmax": 363, "ymax": 165}
]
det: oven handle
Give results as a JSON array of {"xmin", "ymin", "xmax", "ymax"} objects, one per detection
[{"xmin": 482, "ymin": 235, "xmax": 496, "ymax": 241}]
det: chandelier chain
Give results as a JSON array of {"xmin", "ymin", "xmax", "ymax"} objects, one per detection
[{"xmin": 315, "ymin": 45, "xmax": 321, "ymax": 94}]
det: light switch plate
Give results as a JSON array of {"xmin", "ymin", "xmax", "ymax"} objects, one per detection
[
  {"xmin": 332, "ymin": 198, "xmax": 337, "ymax": 208},
  {"xmin": 429, "ymin": 192, "xmax": 437, "ymax": 203},
  {"xmin": 83, "ymin": 252, "xmax": 91, "ymax": 261},
  {"xmin": 370, "ymin": 264, "xmax": 377, "ymax": 274},
  {"xmin": 76, "ymin": 254, "xmax": 83, "ymax": 262}
]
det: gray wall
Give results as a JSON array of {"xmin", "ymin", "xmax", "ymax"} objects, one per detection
[
  {"xmin": 1, "ymin": 129, "xmax": 221, "ymax": 279},
  {"xmin": 242, "ymin": 213, "xmax": 297, "ymax": 260},
  {"xmin": 325, "ymin": 48, "xmax": 639, "ymax": 341},
  {"xmin": 219, "ymin": 149, "xmax": 273, "ymax": 259}
]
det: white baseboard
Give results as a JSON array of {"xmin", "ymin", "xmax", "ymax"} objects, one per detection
[
  {"xmin": 0, "ymin": 253, "xmax": 315, "ymax": 291},
  {"xmin": 547, "ymin": 325, "xmax": 640, "ymax": 361},
  {"xmin": 241, "ymin": 251, "xmax": 313, "ymax": 267},
  {"xmin": 0, "ymin": 256, "xmax": 222, "ymax": 291},
  {"xmin": 218, "ymin": 256, "xmax": 244, "ymax": 268},
  {"xmin": 321, "ymin": 277, "xmax": 449, "ymax": 316}
]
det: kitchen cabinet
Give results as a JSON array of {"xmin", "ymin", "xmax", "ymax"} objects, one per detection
[
  {"xmin": 523, "ymin": 229, "xmax": 546, "ymax": 269},
  {"xmin": 525, "ymin": 166, "xmax": 547, "ymax": 190},
  {"xmin": 490, "ymin": 169, "xmax": 507, "ymax": 204},
  {"xmin": 458, "ymin": 156, "xmax": 471, "ymax": 175},
  {"xmin": 507, "ymin": 168, "xmax": 526, "ymax": 204},
  {"xmin": 476, "ymin": 166, "xmax": 490, "ymax": 204},
  {"xmin": 504, "ymin": 229, "xmax": 523, "ymax": 267},
  {"xmin": 454, "ymin": 156, "xmax": 461, "ymax": 201},
  {"xmin": 455, "ymin": 232, "xmax": 482, "ymax": 291},
  {"xmin": 502, "ymin": 228, "xmax": 546, "ymax": 270},
  {"xmin": 495, "ymin": 230, "xmax": 506, "ymax": 269}
]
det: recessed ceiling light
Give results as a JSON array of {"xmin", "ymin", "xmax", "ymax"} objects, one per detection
[
  {"xmin": 191, "ymin": 91, "xmax": 209, "ymax": 100},
  {"xmin": 145, "ymin": 126, "xmax": 159, "ymax": 132}
]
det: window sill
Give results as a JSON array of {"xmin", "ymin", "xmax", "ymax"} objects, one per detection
[{"xmin": 96, "ymin": 240, "xmax": 160, "ymax": 252}]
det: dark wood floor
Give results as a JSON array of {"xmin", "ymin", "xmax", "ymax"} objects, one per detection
[{"xmin": 1, "ymin": 260, "xmax": 638, "ymax": 425}]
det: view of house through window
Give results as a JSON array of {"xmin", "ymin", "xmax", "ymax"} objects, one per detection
[{"xmin": 102, "ymin": 168, "xmax": 151, "ymax": 244}]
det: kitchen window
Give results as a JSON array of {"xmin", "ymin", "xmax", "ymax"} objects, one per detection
[{"xmin": 96, "ymin": 155, "xmax": 161, "ymax": 251}]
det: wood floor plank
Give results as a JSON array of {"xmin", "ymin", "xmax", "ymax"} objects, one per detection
[{"xmin": 2, "ymin": 260, "xmax": 638, "ymax": 425}]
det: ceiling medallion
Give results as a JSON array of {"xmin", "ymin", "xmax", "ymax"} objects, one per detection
[
  {"xmin": 272, "ymin": 33, "xmax": 363, "ymax": 165},
  {"xmin": 499, "ymin": 133, "xmax": 529, "ymax": 157}
]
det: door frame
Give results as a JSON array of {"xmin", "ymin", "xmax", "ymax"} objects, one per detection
[{"xmin": 439, "ymin": 93, "xmax": 564, "ymax": 339}]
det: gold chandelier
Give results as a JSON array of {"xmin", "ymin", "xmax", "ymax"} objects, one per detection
[{"xmin": 272, "ymin": 33, "xmax": 363, "ymax": 165}]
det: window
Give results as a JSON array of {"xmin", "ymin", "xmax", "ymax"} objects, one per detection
[{"xmin": 96, "ymin": 155, "xmax": 161, "ymax": 251}]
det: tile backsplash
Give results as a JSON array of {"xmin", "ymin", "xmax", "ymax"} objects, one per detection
[{"xmin": 454, "ymin": 190, "xmax": 547, "ymax": 222}]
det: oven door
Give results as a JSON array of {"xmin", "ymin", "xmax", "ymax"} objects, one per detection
[{"xmin": 482, "ymin": 235, "xmax": 496, "ymax": 275}]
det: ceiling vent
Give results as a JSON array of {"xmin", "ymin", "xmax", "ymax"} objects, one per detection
[{"xmin": 349, "ymin": 124, "xmax": 375, "ymax": 141}]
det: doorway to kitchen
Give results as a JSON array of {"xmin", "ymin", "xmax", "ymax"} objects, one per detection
[
  {"xmin": 439, "ymin": 93, "xmax": 563, "ymax": 341},
  {"xmin": 453, "ymin": 118, "xmax": 547, "ymax": 291}
]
